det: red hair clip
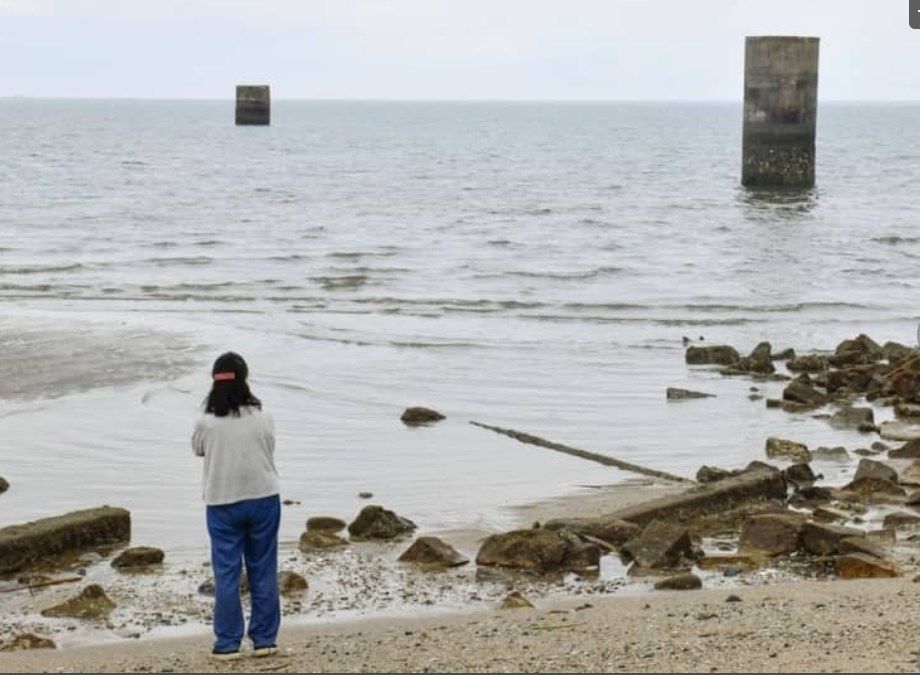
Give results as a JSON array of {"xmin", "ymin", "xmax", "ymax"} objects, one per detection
[{"xmin": 213, "ymin": 372, "xmax": 236, "ymax": 381}]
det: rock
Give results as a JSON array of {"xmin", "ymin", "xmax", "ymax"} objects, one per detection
[
  {"xmin": 783, "ymin": 463, "xmax": 817, "ymax": 483},
  {"xmin": 801, "ymin": 522, "xmax": 863, "ymax": 556},
  {"xmin": 788, "ymin": 486, "xmax": 833, "ymax": 507},
  {"xmin": 620, "ymin": 521, "xmax": 695, "ymax": 569},
  {"xmin": 0, "ymin": 507, "xmax": 131, "ymax": 575},
  {"xmin": 835, "ymin": 553, "xmax": 901, "ymax": 579},
  {"xmin": 890, "ymin": 440, "xmax": 920, "ymax": 459},
  {"xmin": 899, "ymin": 460, "xmax": 920, "ymax": 486},
  {"xmin": 685, "ymin": 345, "xmax": 740, "ymax": 366},
  {"xmin": 895, "ymin": 403, "xmax": 920, "ymax": 419},
  {"xmin": 830, "ymin": 406, "xmax": 875, "ymax": 429},
  {"xmin": 879, "ymin": 421, "xmax": 920, "ymax": 442},
  {"xmin": 839, "ymin": 477, "xmax": 906, "ymax": 499},
  {"xmin": 607, "ymin": 467, "xmax": 787, "ymax": 528},
  {"xmin": 0, "ymin": 633, "xmax": 56, "ymax": 652},
  {"xmin": 500, "ymin": 591, "xmax": 534, "ymax": 609},
  {"xmin": 853, "ymin": 447, "xmax": 880, "ymax": 457},
  {"xmin": 306, "ymin": 516, "xmax": 347, "ymax": 534},
  {"xmin": 197, "ymin": 574, "xmax": 249, "ymax": 597},
  {"xmin": 475, "ymin": 529, "xmax": 597, "ymax": 573},
  {"xmin": 666, "ymin": 387, "xmax": 715, "ymax": 400},
  {"xmin": 0, "ymin": 476, "xmax": 8, "ymax": 495},
  {"xmin": 696, "ymin": 554, "xmax": 760, "ymax": 572},
  {"xmin": 773, "ymin": 348, "xmax": 796, "ymax": 361},
  {"xmin": 347, "ymin": 506, "xmax": 417, "ymax": 540},
  {"xmin": 278, "ymin": 570, "xmax": 308, "ymax": 596},
  {"xmin": 812, "ymin": 446, "xmax": 850, "ymax": 462},
  {"xmin": 111, "ymin": 546, "xmax": 164, "ymax": 569},
  {"xmin": 40, "ymin": 584, "xmax": 116, "ymax": 619},
  {"xmin": 812, "ymin": 507, "xmax": 847, "ymax": 523},
  {"xmin": 736, "ymin": 342, "xmax": 775, "ymax": 374},
  {"xmin": 738, "ymin": 513, "xmax": 804, "ymax": 556},
  {"xmin": 783, "ymin": 380, "xmax": 827, "ymax": 406},
  {"xmin": 883, "ymin": 341, "xmax": 915, "ymax": 365},
  {"xmin": 298, "ymin": 531, "xmax": 349, "ymax": 552},
  {"xmin": 400, "ymin": 407, "xmax": 445, "ymax": 426},
  {"xmin": 542, "ymin": 517, "xmax": 640, "ymax": 547},
  {"xmin": 838, "ymin": 536, "xmax": 887, "ymax": 559},
  {"xmin": 830, "ymin": 334, "xmax": 885, "ymax": 367},
  {"xmin": 765, "ymin": 398, "xmax": 814, "ymax": 413},
  {"xmin": 871, "ymin": 441, "xmax": 891, "ymax": 452},
  {"xmin": 653, "ymin": 572, "xmax": 702, "ymax": 591},
  {"xmin": 695, "ymin": 466, "xmax": 739, "ymax": 484},
  {"xmin": 398, "ymin": 537, "xmax": 469, "ymax": 568},
  {"xmin": 765, "ymin": 437, "xmax": 812, "ymax": 463},
  {"xmin": 358, "ymin": 491, "xmax": 374, "ymax": 499},
  {"xmin": 787, "ymin": 355, "xmax": 829, "ymax": 372},
  {"xmin": 882, "ymin": 512, "xmax": 920, "ymax": 530},
  {"xmin": 854, "ymin": 458, "xmax": 899, "ymax": 484},
  {"xmin": 826, "ymin": 366, "xmax": 876, "ymax": 395}
]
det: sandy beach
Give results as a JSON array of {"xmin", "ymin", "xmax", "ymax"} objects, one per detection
[{"xmin": 1, "ymin": 577, "xmax": 919, "ymax": 673}]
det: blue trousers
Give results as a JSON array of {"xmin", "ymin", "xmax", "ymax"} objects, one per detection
[{"xmin": 206, "ymin": 494, "xmax": 281, "ymax": 652}]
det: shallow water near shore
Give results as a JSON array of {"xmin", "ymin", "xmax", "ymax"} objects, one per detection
[{"xmin": 1, "ymin": 100, "xmax": 919, "ymax": 640}]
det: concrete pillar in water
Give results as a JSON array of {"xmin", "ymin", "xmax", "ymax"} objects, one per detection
[
  {"xmin": 235, "ymin": 85, "xmax": 271, "ymax": 126},
  {"xmin": 742, "ymin": 36, "xmax": 819, "ymax": 188}
]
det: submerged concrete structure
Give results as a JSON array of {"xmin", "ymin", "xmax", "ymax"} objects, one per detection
[
  {"xmin": 235, "ymin": 85, "xmax": 271, "ymax": 126},
  {"xmin": 742, "ymin": 36, "xmax": 819, "ymax": 188}
]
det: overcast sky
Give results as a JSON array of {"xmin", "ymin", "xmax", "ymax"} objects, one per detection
[{"xmin": 0, "ymin": 0, "xmax": 915, "ymax": 100}]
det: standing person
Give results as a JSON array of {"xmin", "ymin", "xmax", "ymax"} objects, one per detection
[{"xmin": 191, "ymin": 351, "xmax": 281, "ymax": 661}]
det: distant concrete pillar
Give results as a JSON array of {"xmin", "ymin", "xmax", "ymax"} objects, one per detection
[
  {"xmin": 235, "ymin": 85, "xmax": 270, "ymax": 126},
  {"xmin": 742, "ymin": 36, "xmax": 819, "ymax": 188}
]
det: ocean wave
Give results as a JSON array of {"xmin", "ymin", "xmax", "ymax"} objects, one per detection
[
  {"xmin": 0, "ymin": 263, "xmax": 86, "ymax": 275},
  {"xmin": 872, "ymin": 236, "xmax": 920, "ymax": 245},
  {"xmin": 142, "ymin": 256, "xmax": 213, "ymax": 266}
]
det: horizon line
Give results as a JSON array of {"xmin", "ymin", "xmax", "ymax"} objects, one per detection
[{"xmin": 2, "ymin": 96, "xmax": 919, "ymax": 104}]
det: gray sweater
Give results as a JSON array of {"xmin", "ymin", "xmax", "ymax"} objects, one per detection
[{"xmin": 191, "ymin": 406, "xmax": 279, "ymax": 506}]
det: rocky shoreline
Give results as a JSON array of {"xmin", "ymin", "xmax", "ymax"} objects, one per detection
[{"xmin": 2, "ymin": 332, "xmax": 920, "ymax": 670}]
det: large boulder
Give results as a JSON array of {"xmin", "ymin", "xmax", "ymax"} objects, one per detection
[
  {"xmin": 0, "ymin": 476, "xmax": 8, "ymax": 496},
  {"xmin": 605, "ymin": 467, "xmax": 786, "ymax": 528},
  {"xmin": 839, "ymin": 476, "xmax": 906, "ymax": 500},
  {"xmin": 839, "ymin": 536, "xmax": 887, "ymax": 559},
  {"xmin": 111, "ymin": 546, "xmax": 164, "ymax": 570},
  {"xmin": 735, "ymin": 342, "xmax": 775, "ymax": 374},
  {"xmin": 787, "ymin": 355, "xmax": 829, "ymax": 373},
  {"xmin": 826, "ymin": 366, "xmax": 876, "ymax": 396},
  {"xmin": 695, "ymin": 465, "xmax": 740, "ymax": 484},
  {"xmin": 889, "ymin": 357, "xmax": 920, "ymax": 403},
  {"xmin": 476, "ymin": 529, "xmax": 599, "ymax": 573},
  {"xmin": 620, "ymin": 521, "xmax": 695, "ymax": 569},
  {"xmin": 812, "ymin": 446, "xmax": 851, "ymax": 462},
  {"xmin": 835, "ymin": 553, "xmax": 901, "ymax": 578},
  {"xmin": 899, "ymin": 460, "xmax": 920, "ymax": 487},
  {"xmin": 889, "ymin": 439, "xmax": 920, "ymax": 459},
  {"xmin": 305, "ymin": 516, "xmax": 347, "ymax": 534},
  {"xmin": 0, "ymin": 507, "xmax": 130, "ymax": 575},
  {"xmin": 398, "ymin": 537, "xmax": 469, "ymax": 568},
  {"xmin": 765, "ymin": 437, "xmax": 812, "ymax": 463},
  {"xmin": 685, "ymin": 345, "xmax": 740, "ymax": 366},
  {"xmin": 830, "ymin": 407, "xmax": 875, "ymax": 429},
  {"xmin": 883, "ymin": 342, "xmax": 915, "ymax": 366},
  {"xmin": 347, "ymin": 506, "xmax": 417, "ymax": 540},
  {"xmin": 830, "ymin": 334, "xmax": 884, "ymax": 367},
  {"xmin": 801, "ymin": 522, "xmax": 863, "ymax": 556},
  {"xmin": 879, "ymin": 421, "xmax": 920, "ymax": 442},
  {"xmin": 882, "ymin": 512, "xmax": 920, "ymax": 530},
  {"xmin": 298, "ymin": 531, "xmax": 349, "ymax": 552},
  {"xmin": 40, "ymin": 584, "xmax": 116, "ymax": 619},
  {"xmin": 738, "ymin": 513, "xmax": 804, "ymax": 556},
  {"xmin": 542, "ymin": 517, "xmax": 640, "ymax": 546},
  {"xmin": 783, "ymin": 380, "xmax": 827, "ymax": 406},
  {"xmin": 784, "ymin": 463, "xmax": 817, "ymax": 483},
  {"xmin": 400, "ymin": 407, "xmax": 445, "ymax": 426},
  {"xmin": 853, "ymin": 459, "xmax": 899, "ymax": 485}
]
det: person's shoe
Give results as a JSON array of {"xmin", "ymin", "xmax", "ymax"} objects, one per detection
[
  {"xmin": 252, "ymin": 644, "xmax": 278, "ymax": 658},
  {"xmin": 209, "ymin": 648, "xmax": 242, "ymax": 661}
]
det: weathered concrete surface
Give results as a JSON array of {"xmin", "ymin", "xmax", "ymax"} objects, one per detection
[
  {"xmin": 0, "ymin": 507, "xmax": 130, "ymax": 575},
  {"xmin": 235, "ymin": 85, "xmax": 270, "ymax": 126},
  {"xmin": 742, "ymin": 36, "xmax": 819, "ymax": 188},
  {"xmin": 603, "ymin": 468, "xmax": 786, "ymax": 528}
]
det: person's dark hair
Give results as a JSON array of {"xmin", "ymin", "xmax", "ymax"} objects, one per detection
[{"xmin": 204, "ymin": 351, "xmax": 262, "ymax": 417}]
